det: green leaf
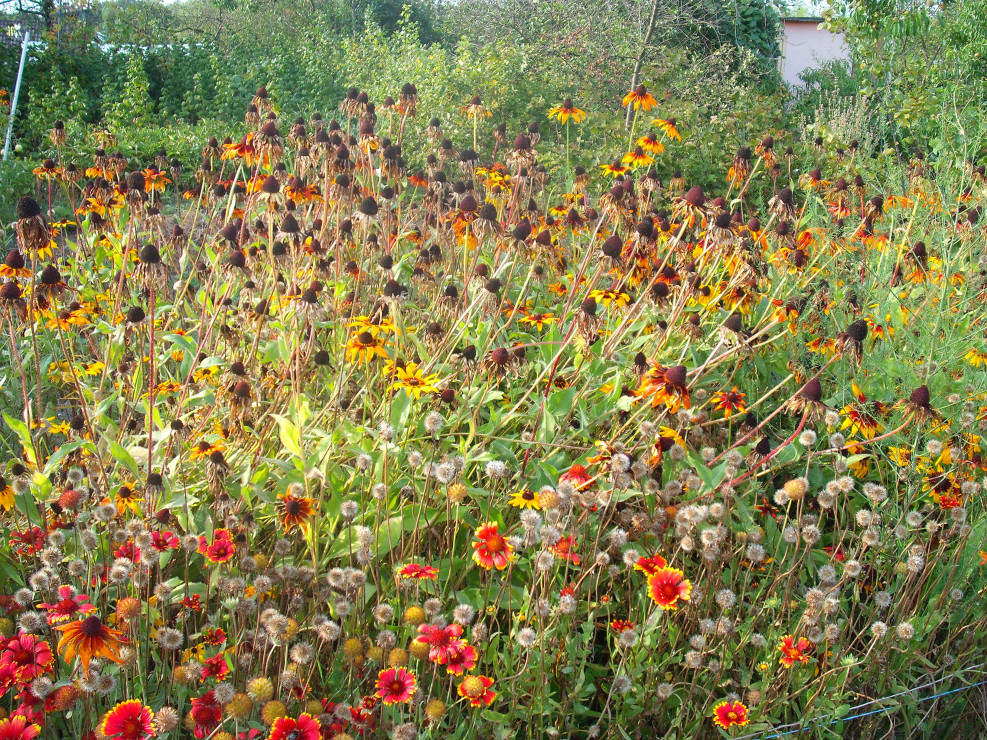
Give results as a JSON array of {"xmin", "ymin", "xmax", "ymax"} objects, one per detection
[
  {"xmin": 108, "ymin": 440, "xmax": 140, "ymax": 477},
  {"xmin": 389, "ymin": 391, "xmax": 413, "ymax": 432},
  {"xmin": 2, "ymin": 412, "xmax": 35, "ymax": 464},
  {"xmin": 272, "ymin": 415, "xmax": 303, "ymax": 458}
]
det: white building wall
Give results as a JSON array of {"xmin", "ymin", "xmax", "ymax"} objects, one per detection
[{"xmin": 779, "ymin": 20, "xmax": 850, "ymax": 89}]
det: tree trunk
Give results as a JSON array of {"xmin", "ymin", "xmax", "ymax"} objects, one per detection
[{"xmin": 625, "ymin": 0, "xmax": 661, "ymax": 129}]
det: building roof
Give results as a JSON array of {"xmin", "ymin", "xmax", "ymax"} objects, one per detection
[{"xmin": 784, "ymin": 16, "xmax": 826, "ymax": 22}]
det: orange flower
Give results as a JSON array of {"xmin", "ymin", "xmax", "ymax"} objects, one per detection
[
  {"xmin": 548, "ymin": 99, "xmax": 586, "ymax": 125},
  {"xmin": 646, "ymin": 567, "xmax": 692, "ymax": 610},
  {"xmin": 637, "ymin": 131, "xmax": 665, "ymax": 155},
  {"xmin": 600, "ymin": 159, "xmax": 629, "ymax": 177},
  {"xmin": 222, "ymin": 133, "xmax": 261, "ymax": 167},
  {"xmin": 549, "ymin": 534, "xmax": 581, "ymax": 564},
  {"xmin": 622, "ymin": 84, "xmax": 657, "ymax": 111},
  {"xmin": 636, "ymin": 364, "xmax": 691, "ymax": 413},
  {"xmin": 622, "ymin": 146, "xmax": 654, "ymax": 168},
  {"xmin": 54, "ymin": 615, "xmax": 125, "ymax": 676},
  {"xmin": 652, "ymin": 117, "xmax": 681, "ymax": 141},
  {"xmin": 142, "ymin": 168, "xmax": 171, "ymax": 193},
  {"xmin": 710, "ymin": 387, "xmax": 747, "ymax": 418},
  {"xmin": 712, "ymin": 700, "xmax": 749, "ymax": 729},
  {"xmin": 778, "ymin": 634, "xmax": 812, "ymax": 667},
  {"xmin": 277, "ymin": 493, "xmax": 315, "ymax": 532},
  {"xmin": 471, "ymin": 522, "xmax": 514, "ymax": 570}
]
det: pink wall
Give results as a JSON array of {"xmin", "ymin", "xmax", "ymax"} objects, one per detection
[{"xmin": 779, "ymin": 20, "xmax": 850, "ymax": 89}]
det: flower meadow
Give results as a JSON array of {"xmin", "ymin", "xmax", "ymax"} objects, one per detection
[{"xmin": 0, "ymin": 83, "xmax": 986, "ymax": 740}]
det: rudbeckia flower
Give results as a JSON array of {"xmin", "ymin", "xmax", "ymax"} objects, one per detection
[
  {"xmin": 346, "ymin": 331, "xmax": 389, "ymax": 364},
  {"xmin": 54, "ymin": 615, "xmax": 124, "ymax": 676},
  {"xmin": 637, "ymin": 131, "xmax": 665, "ymax": 155},
  {"xmin": 711, "ymin": 387, "xmax": 747, "ymax": 418},
  {"xmin": 508, "ymin": 488, "xmax": 541, "ymax": 509},
  {"xmin": 622, "ymin": 84, "xmax": 657, "ymax": 111},
  {"xmin": 389, "ymin": 362, "xmax": 440, "ymax": 399},
  {"xmin": 277, "ymin": 493, "xmax": 315, "ymax": 532},
  {"xmin": 652, "ymin": 117, "xmax": 681, "ymax": 141},
  {"xmin": 622, "ymin": 146, "xmax": 654, "ymax": 168},
  {"xmin": 548, "ymin": 99, "xmax": 586, "ymax": 124}
]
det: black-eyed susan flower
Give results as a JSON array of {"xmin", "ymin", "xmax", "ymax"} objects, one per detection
[
  {"xmin": 711, "ymin": 387, "xmax": 747, "ymax": 418},
  {"xmin": 636, "ymin": 364, "xmax": 690, "ymax": 413},
  {"xmin": 652, "ymin": 116, "xmax": 680, "ymax": 140},
  {"xmin": 636, "ymin": 131, "xmax": 665, "ymax": 155},
  {"xmin": 54, "ymin": 615, "xmax": 125, "ymax": 676},
  {"xmin": 508, "ymin": 488, "xmax": 541, "ymax": 509},
  {"xmin": 622, "ymin": 146, "xmax": 653, "ymax": 168},
  {"xmin": 600, "ymin": 158, "xmax": 629, "ymax": 177},
  {"xmin": 389, "ymin": 362, "xmax": 440, "ymax": 399},
  {"xmin": 622, "ymin": 84, "xmax": 657, "ymax": 111},
  {"xmin": 346, "ymin": 331, "xmax": 389, "ymax": 364},
  {"xmin": 189, "ymin": 439, "xmax": 226, "ymax": 462},
  {"xmin": 548, "ymin": 99, "xmax": 586, "ymax": 125},
  {"xmin": 0, "ymin": 250, "xmax": 31, "ymax": 278},
  {"xmin": 461, "ymin": 94, "xmax": 490, "ymax": 120},
  {"xmin": 519, "ymin": 312, "xmax": 555, "ymax": 331},
  {"xmin": 277, "ymin": 493, "xmax": 315, "ymax": 532},
  {"xmin": 32, "ymin": 158, "xmax": 62, "ymax": 180},
  {"xmin": 142, "ymin": 167, "xmax": 171, "ymax": 193}
]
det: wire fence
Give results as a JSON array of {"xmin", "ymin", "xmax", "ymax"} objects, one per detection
[{"xmin": 734, "ymin": 663, "xmax": 987, "ymax": 739}]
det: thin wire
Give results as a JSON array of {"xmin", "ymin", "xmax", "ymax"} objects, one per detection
[{"xmin": 734, "ymin": 665, "xmax": 987, "ymax": 740}]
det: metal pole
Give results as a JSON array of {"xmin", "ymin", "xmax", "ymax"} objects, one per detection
[{"xmin": 3, "ymin": 31, "xmax": 31, "ymax": 162}]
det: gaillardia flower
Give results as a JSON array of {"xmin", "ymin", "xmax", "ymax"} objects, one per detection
[
  {"xmin": 647, "ymin": 567, "xmax": 692, "ymax": 610},
  {"xmin": 375, "ymin": 667, "xmax": 417, "ymax": 704},
  {"xmin": 472, "ymin": 522, "xmax": 514, "ymax": 570}
]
